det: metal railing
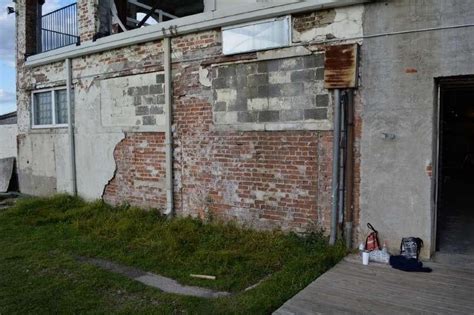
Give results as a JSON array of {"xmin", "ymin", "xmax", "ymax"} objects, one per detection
[{"xmin": 40, "ymin": 3, "xmax": 80, "ymax": 53}]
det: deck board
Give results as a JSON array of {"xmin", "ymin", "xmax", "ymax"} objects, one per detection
[{"xmin": 274, "ymin": 256, "xmax": 474, "ymax": 314}]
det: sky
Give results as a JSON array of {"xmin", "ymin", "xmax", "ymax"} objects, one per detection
[{"xmin": 0, "ymin": 0, "xmax": 72, "ymax": 115}]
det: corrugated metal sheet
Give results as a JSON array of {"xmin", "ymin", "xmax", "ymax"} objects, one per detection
[
  {"xmin": 324, "ymin": 44, "xmax": 359, "ymax": 89},
  {"xmin": 0, "ymin": 111, "xmax": 17, "ymax": 125}
]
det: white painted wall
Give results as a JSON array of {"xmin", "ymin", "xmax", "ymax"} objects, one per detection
[{"xmin": 0, "ymin": 125, "xmax": 17, "ymax": 159}]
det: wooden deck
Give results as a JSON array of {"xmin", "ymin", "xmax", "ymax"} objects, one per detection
[{"xmin": 274, "ymin": 255, "xmax": 474, "ymax": 314}]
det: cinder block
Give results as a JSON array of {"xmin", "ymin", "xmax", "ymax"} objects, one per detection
[
  {"xmin": 280, "ymin": 57, "xmax": 304, "ymax": 71},
  {"xmin": 144, "ymin": 96, "xmax": 156, "ymax": 105},
  {"xmin": 237, "ymin": 111, "xmax": 257, "ymax": 123},
  {"xmin": 316, "ymin": 68, "xmax": 325, "ymax": 80},
  {"xmin": 138, "ymin": 86, "xmax": 149, "ymax": 96},
  {"xmin": 237, "ymin": 63, "xmax": 257, "ymax": 76},
  {"xmin": 268, "ymin": 71, "xmax": 291, "ymax": 84},
  {"xmin": 257, "ymin": 61, "xmax": 268, "ymax": 73},
  {"xmin": 215, "ymin": 88, "xmax": 237, "ymax": 102},
  {"xmin": 150, "ymin": 105, "xmax": 164, "ymax": 115},
  {"xmin": 150, "ymin": 84, "xmax": 163, "ymax": 94},
  {"xmin": 268, "ymin": 83, "xmax": 304, "ymax": 98},
  {"xmin": 304, "ymin": 108, "xmax": 328, "ymax": 120},
  {"xmin": 134, "ymin": 96, "xmax": 142, "ymax": 106},
  {"xmin": 212, "ymin": 77, "xmax": 228, "ymax": 89},
  {"xmin": 142, "ymin": 115, "xmax": 156, "ymax": 125},
  {"xmin": 248, "ymin": 74, "xmax": 269, "ymax": 87},
  {"xmin": 214, "ymin": 101, "xmax": 227, "ymax": 111},
  {"xmin": 290, "ymin": 69, "xmax": 316, "ymax": 82},
  {"xmin": 156, "ymin": 74, "xmax": 165, "ymax": 83},
  {"xmin": 316, "ymin": 94, "xmax": 329, "ymax": 107},
  {"xmin": 219, "ymin": 66, "xmax": 236, "ymax": 77},
  {"xmin": 304, "ymin": 54, "xmax": 324, "ymax": 68},
  {"xmin": 235, "ymin": 75, "xmax": 248, "ymax": 88},
  {"xmin": 266, "ymin": 59, "xmax": 281, "ymax": 72},
  {"xmin": 127, "ymin": 87, "xmax": 137, "ymax": 96},
  {"xmin": 257, "ymin": 85, "xmax": 270, "ymax": 98},
  {"xmin": 281, "ymin": 110, "xmax": 304, "ymax": 121},
  {"xmin": 136, "ymin": 106, "xmax": 150, "ymax": 116},
  {"xmin": 228, "ymin": 98, "xmax": 248, "ymax": 112},
  {"xmin": 156, "ymin": 95, "xmax": 165, "ymax": 104},
  {"xmin": 258, "ymin": 110, "xmax": 280, "ymax": 122},
  {"xmin": 248, "ymin": 98, "xmax": 269, "ymax": 111},
  {"xmin": 246, "ymin": 86, "xmax": 259, "ymax": 99}
]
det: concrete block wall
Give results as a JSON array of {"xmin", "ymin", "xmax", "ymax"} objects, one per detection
[{"xmin": 212, "ymin": 55, "xmax": 330, "ymax": 128}]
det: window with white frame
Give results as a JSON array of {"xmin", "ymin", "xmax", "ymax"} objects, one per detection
[{"xmin": 32, "ymin": 88, "xmax": 73, "ymax": 127}]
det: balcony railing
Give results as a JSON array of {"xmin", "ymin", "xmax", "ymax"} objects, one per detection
[{"xmin": 40, "ymin": 3, "xmax": 80, "ymax": 53}]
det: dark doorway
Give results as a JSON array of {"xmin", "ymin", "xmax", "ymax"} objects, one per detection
[{"xmin": 437, "ymin": 82, "xmax": 474, "ymax": 255}]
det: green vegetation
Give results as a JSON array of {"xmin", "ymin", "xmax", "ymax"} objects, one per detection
[{"xmin": 0, "ymin": 195, "xmax": 345, "ymax": 314}]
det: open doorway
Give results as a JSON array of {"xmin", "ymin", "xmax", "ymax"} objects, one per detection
[{"xmin": 437, "ymin": 80, "xmax": 474, "ymax": 255}]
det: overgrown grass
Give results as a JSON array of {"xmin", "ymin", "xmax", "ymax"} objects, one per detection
[{"xmin": 0, "ymin": 195, "xmax": 346, "ymax": 314}]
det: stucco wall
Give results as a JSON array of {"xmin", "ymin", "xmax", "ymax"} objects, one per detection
[
  {"xmin": 0, "ymin": 125, "xmax": 17, "ymax": 159},
  {"xmin": 360, "ymin": 0, "xmax": 474, "ymax": 258}
]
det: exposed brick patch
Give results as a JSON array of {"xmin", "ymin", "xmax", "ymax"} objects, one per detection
[
  {"xmin": 293, "ymin": 10, "xmax": 337, "ymax": 33},
  {"xmin": 103, "ymin": 133, "xmax": 167, "ymax": 209}
]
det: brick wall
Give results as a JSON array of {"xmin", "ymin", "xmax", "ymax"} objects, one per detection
[
  {"xmin": 172, "ymin": 96, "xmax": 333, "ymax": 231},
  {"xmin": 103, "ymin": 133, "xmax": 167, "ymax": 209},
  {"xmin": 17, "ymin": 2, "xmax": 362, "ymax": 234},
  {"xmin": 77, "ymin": 0, "xmax": 97, "ymax": 42},
  {"xmin": 96, "ymin": 29, "xmax": 337, "ymax": 231}
]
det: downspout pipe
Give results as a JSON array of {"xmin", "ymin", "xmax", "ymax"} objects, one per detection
[
  {"xmin": 163, "ymin": 37, "xmax": 174, "ymax": 216},
  {"xmin": 344, "ymin": 90, "xmax": 355, "ymax": 249},
  {"xmin": 329, "ymin": 89, "xmax": 341, "ymax": 245},
  {"xmin": 66, "ymin": 58, "xmax": 77, "ymax": 195},
  {"xmin": 338, "ymin": 92, "xmax": 346, "ymax": 225}
]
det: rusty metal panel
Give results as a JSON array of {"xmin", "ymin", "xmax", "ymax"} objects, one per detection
[{"xmin": 324, "ymin": 44, "xmax": 359, "ymax": 89}]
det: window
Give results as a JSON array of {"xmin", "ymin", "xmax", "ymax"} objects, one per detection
[
  {"xmin": 222, "ymin": 16, "xmax": 291, "ymax": 55},
  {"xmin": 32, "ymin": 88, "xmax": 72, "ymax": 127}
]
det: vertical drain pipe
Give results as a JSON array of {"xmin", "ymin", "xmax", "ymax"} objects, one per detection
[
  {"xmin": 163, "ymin": 37, "xmax": 174, "ymax": 216},
  {"xmin": 344, "ymin": 90, "xmax": 355, "ymax": 249},
  {"xmin": 329, "ymin": 89, "xmax": 341, "ymax": 245},
  {"xmin": 66, "ymin": 58, "xmax": 77, "ymax": 195},
  {"xmin": 338, "ymin": 92, "xmax": 346, "ymax": 225}
]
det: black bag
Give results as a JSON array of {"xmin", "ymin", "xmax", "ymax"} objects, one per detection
[
  {"xmin": 400, "ymin": 237, "xmax": 423, "ymax": 260},
  {"xmin": 389, "ymin": 255, "xmax": 432, "ymax": 272}
]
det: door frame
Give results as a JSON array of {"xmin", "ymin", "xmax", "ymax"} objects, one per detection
[{"xmin": 432, "ymin": 76, "xmax": 474, "ymax": 256}]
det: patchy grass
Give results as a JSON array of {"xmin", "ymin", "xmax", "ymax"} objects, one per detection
[{"xmin": 0, "ymin": 195, "xmax": 345, "ymax": 314}]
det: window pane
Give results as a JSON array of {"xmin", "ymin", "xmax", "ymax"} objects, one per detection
[
  {"xmin": 55, "ymin": 90, "xmax": 69, "ymax": 124},
  {"xmin": 222, "ymin": 17, "xmax": 290, "ymax": 55},
  {"xmin": 34, "ymin": 92, "xmax": 52, "ymax": 125}
]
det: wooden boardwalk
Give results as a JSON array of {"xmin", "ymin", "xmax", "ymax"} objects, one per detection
[{"xmin": 274, "ymin": 255, "xmax": 474, "ymax": 314}]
